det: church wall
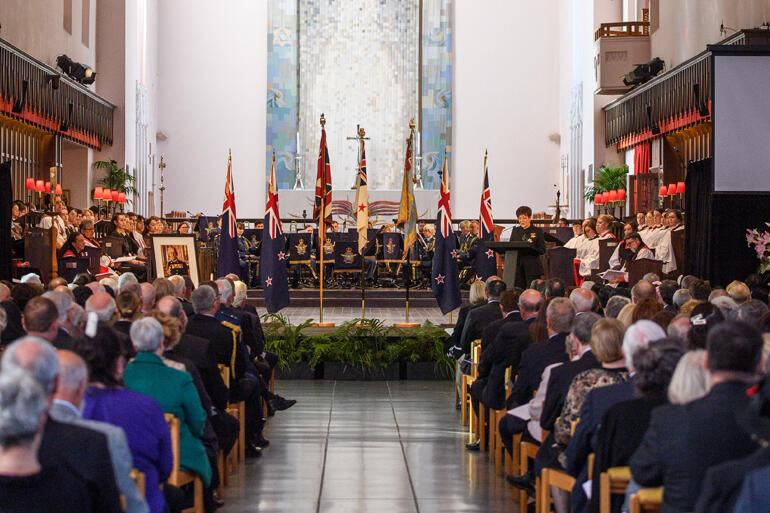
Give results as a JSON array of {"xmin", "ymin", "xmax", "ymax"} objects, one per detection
[
  {"xmin": 650, "ymin": 0, "xmax": 770, "ymax": 70},
  {"xmin": 453, "ymin": 0, "xmax": 560, "ymax": 220},
  {"xmin": 156, "ymin": 0, "xmax": 267, "ymax": 218},
  {"xmin": 0, "ymin": 0, "xmax": 96, "ymax": 71}
]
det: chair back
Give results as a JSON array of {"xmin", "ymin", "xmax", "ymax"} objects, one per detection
[
  {"xmin": 102, "ymin": 235, "xmax": 126, "ymax": 259},
  {"xmin": 546, "ymin": 246, "xmax": 576, "ymax": 285},
  {"xmin": 24, "ymin": 227, "xmax": 57, "ymax": 282},
  {"xmin": 218, "ymin": 364, "xmax": 230, "ymax": 388},
  {"xmin": 58, "ymin": 257, "xmax": 89, "ymax": 282},
  {"xmin": 164, "ymin": 413, "xmax": 182, "ymax": 484},
  {"xmin": 599, "ymin": 239, "xmax": 620, "ymax": 272}
]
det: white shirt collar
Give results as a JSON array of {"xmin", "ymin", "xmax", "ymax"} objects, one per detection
[{"xmin": 53, "ymin": 399, "xmax": 81, "ymax": 417}]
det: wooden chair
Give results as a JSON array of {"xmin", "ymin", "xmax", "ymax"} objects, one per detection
[
  {"xmin": 218, "ymin": 364, "xmax": 245, "ymax": 467},
  {"xmin": 599, "ymin": 466, "xmax": 631, "ymax": 513},
  {"xmin": 490, "ymin": 366, "xmax": 514, "ymax": 472},
  {"xmin": 165, "ymin": 414, "xmax": 204, "ymax": 513},
  {"xmin": 460, "ymin": 339, "xmax": 481, "ymax": 428},
  {"xmin": 131, "ymin": 468, "xmax": 146, "ymax": 497},
  {"xmin": 518, "ymin": 438, "xmax": 540, "ymax": 513},
  {"xmin": 629, "ymin": 487, "xmax": 663, "ymax": 513},
  {"xmin": 537, "ymin": 420, "xmax": 580, "ymax": 513}
]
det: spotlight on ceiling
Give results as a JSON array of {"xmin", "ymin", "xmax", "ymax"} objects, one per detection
[
  {"xmin": 623, "ymin": 57, "xmax": 665, "ymax": 87},
  {"xmin": 56, "ymin": 54, "xmax": 96, "ymax": 85}
]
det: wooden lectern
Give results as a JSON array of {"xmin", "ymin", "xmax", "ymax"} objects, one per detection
[{"xmin": 487, "ymin": 241, "xmax": 542, "ymax": 289}]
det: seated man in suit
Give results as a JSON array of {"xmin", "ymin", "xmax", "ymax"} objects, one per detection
[
  {"xmin": 508, "ymin": 206, "xmax": 546, "ymax": 287},
  {"xmin": 459, "ymin": 277, "xmax": 507, "ymax": 356},
  {"xmin": 185, "ymin": 284, "xmax": 267, "ymax": 456},
  {"xmin": 22, "ymin": 297, "xmax": 62, "ymax": 348},
  {"xmin": 168, "ymin": 274, "xmax": 195, "ymax": 317},
  {"xmin": 630, "ymin": 321, "xmax": 762, "ymax": 513},
  {"xmin": 1, "ymin": 337, "xmax": 123, "ymax": 513},
  {"xmin": 466, "ymin": 289, "xmax": 525, "ymax": 450},
  {"xmin": 41, "ymin": 290, "xmax": 77, "ymax": 351}
]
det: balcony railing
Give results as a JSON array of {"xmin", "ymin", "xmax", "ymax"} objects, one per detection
[{"xmin": 594, "ymin": 21, "xmax": 650, "ymax": 41}]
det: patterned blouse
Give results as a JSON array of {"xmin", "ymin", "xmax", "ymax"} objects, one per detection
[{"xmin": 554, "ymin": 367, "xmax": 629, "ymax": 446}]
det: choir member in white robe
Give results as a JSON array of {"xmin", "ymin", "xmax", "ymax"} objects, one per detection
[{"xmin": 577, "ymin": 219, "xmax": 600, "ymax": 277}]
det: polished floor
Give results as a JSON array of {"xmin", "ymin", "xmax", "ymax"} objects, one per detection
[{"xmin": 219, "ymin": 380, "xmax": 519, "ymax": 513}]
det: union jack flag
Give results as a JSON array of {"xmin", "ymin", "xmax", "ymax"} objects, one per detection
[
  {"xmin": 314, "ymin": 123, "xmax": 333, "ymax": 225},
  {"xmin": 479, "ymin": 151, "xmax": 494, "ymax": 238},
  {"xmin": 222, "ymin": 154, "xmax": 237, "ymax": 237},
  {"xmin": 432, "ymin": 154, "xmax": 461, "ymax": 314},
  {"xmin": 476, "ymin": 151, "xmax": 497, "ymax": 280},
  {"xmin": 260, "ymin": 152, "xmax": 289, "ymax": 313}
]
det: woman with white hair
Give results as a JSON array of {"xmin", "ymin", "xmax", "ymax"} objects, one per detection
[
  {"xmin": 0, "ymin": 369, "xmax": 93, "ymax": 512},
  {"xmin": 232, "ymin": 280, "xmax": 248, "ymax": 308},
  {"xmin": 667, "ymin": 349, "xmax": 710, "ymax": 404},
  {"xmin": 123, "ymin": 317, "xmax": 212, "ymax": 489}
]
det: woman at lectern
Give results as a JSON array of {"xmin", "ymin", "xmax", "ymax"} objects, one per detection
[{"xmin": 508, "ymin": 206, "xmax": 546, "ymax": 288}]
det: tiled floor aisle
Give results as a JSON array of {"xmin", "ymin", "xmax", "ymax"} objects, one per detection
[{"xmin": 219, "ymin": 380, "xmax": 519, "ymax": 513}]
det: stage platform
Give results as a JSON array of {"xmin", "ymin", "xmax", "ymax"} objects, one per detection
[{"xmin": 245, "ymin": 288, "xmax": 465, "ymax": 326}]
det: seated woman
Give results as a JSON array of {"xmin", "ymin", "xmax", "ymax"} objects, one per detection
[
  {"xmin": 60, "ymin": 231, "xmax": 88, "ymax": 259},
  {"xmin": 0, "ymin": 369, "xmax": 93, "ymax": 513},
  {"xmin": 590, "ymin": 340, "xmax": 684, "ymax": 513},
  {"xmin": 114, "ymin": 290, "xmax": 141, "ymax": 336},
  {"xmin": 123, "ymin": 317, "xmax": 212, "ymax": 488},
  {"xmin": 554, "ymin": 318, "xmax": 630, "ymax": 447},
  {"xmin": 76, "ymin": 321, "xmax": 173, "ymax": 513}
]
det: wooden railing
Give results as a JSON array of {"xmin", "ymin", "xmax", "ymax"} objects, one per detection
[
  {"xmin": 0, "ymin": 37, "xmax": 115, "ymax": 149},
  {"xmin": 594, "ymin": 21, "xmax": 649, "ymax": 41}
]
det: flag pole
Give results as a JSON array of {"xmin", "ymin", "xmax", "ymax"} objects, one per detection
[
  {"xmin": 318, "ymin": 114, "xmax": 328, "ymax": 326},
  {"xmin": 396, "ymin": 119, "xmax": 419, "ymax": 328}
]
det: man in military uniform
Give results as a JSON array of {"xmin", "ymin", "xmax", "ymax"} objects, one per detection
[
  {"xmin": 166, "ymin": 246, "xmax": 189, "ymax": 276},
  {"xmin": 418, "ymin": 223, "xmax": 436, "ymax": 286},
  {"xmin": 456, "ymin": 220, "xmax": 479, "ymax": 283},
  {"xmin": 236, "ymin": 222, "xmax": 253, "ymax": 284},
  {"xmin": 508, "ymin": 205, "xmax": 546, "ymax": 288}
]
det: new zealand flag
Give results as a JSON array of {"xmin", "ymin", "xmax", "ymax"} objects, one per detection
[
  {"xmin": 260, "ymin": 153, "xmax": 290, "ymax": 313},
  {"xmin": 476, "ymin": 152, "xmax": 497, "ymax": 281},
  {"xmin": 432, "ymin": 155, "xmax": 461, "ymax": 314},
  {"xmin": 217, "ymin": 153, "xmax": 242, "ymax": 278}
]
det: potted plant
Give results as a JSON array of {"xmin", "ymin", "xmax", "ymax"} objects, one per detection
[
  {"xmin": 316, "ymin": 319, "xmax": 400, "ymax": 380},
  {"xmin": 262, "ymin": 314, "xmax": 316, "ymax": 379},
  {"xmin": 387, "ymin": 322, "xmax": 453, "ymax": 380},
  {"xmin": 92, "ymin": 159, "xmax": 137, "ymax": 209},
  {"xmin": 584, "ymin": 164, "xmax": 629, "ymax": 202}
]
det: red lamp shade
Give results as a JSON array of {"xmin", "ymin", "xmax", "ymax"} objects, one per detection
[
  {"xmin": 111, "ymin": 190, "xmax": 120, "ymax": 201},
  {"xmin": 55, "ymin": 184, "xmax": 62, "ymax": 195},
  {"xmin": 118, "ymin": 192, "xmax": 127, "ymax": 203},
  {"xmin": 101, "ymin": 188, "xmax": 112, "ymax": 201},
  {"xmin": 667, "ymin": 183, "xmax": 677, "ymax": 196},
  {"xmin": 617, "ymin": 188, "xmax": 626, "ymax": 201},
  {"xmin": 44, "ymin": 181, "xmax": 51, "ymax": 193},
  {"xmin": 35, "ymin": 180, "xmax": 44, "ymax": 192},
  {"xmin": 93, "ymin": 186, "xmax": 103, "ymax": 200},
  {"xmin": 601, "ymin": 191, "xmax": 610, "ymax": 203},
  {"xmin": 25, "ymin": 177, "xmax": 35, "ymax": 190},
  {"xmin": 594, "ymin": 194, "xmax": 602, "ymax": 204},
  {"xmin": 659, "ymin": 185, "xmax": 668, "ymax": 197},
  {"xmin": 676, "ymin": 181, "xmax": 685, "ymax": 194},
  {"xmin": 608, "ymin": 190, "xmax": 618, "ymax": 202}
]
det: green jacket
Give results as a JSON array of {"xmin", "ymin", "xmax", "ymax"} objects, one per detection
[{"xmin": 124, "ymin": 352, "xmax": 212, "ymax": 486}]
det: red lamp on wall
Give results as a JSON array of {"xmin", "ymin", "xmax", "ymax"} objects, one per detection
[
  {"xmin": 118, "ymin": 192, "xmax": 126, "ymax": 203},
  {"xmin": 676, "ymin": 181, "xmax": 685, "ymax": 195},
  {"xmin": 659, "ymin": 185, "xmax": 668, "ymax": 197},
  {"xmin": 55, "ymin": 184, "xmax": 62, "ymax": 196},
  {"xmin": 608, "ymin": 190, "xmax": 618, "ymax": 203},
  {"xmin": 667, "ymin": 183, "xmax": 677, "ymax": 196},
  {"xmin": 617, "ymin": 188, "xmax": 626, "ymax": 201},
  {"xmin": 93, "ymin": 186, "xmax": 103, "ymax": 200},
  {"xmin": 101, "ymin": 188, "xmax": 112, "ymax": 201},
  {"xmin": 111, "ymin": 190, "xmax": 119, "ymax": 202},
  {"xmin": 25, "ymin": 177, "xmax": 35, "ymax": 191},
  {"xmin": 44, "ymin": 181, "xmax": 51, "ymax": 193},
  {"xmin": 594, "ymin": 193, "xmax": 603, "ymax": 205},
  {"xmin": 35, "ymin": 180, "xmax": 44, "ymax": 193}
]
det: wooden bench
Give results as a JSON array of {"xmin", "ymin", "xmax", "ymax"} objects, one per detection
[{"xmin": 629, "ymin": 487, "xmax": 663, "ymax": 513}]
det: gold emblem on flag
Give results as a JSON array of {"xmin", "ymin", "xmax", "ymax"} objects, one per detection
[
  {"xmin": 342, "ymin": 247, "xmax": 355, "ymax": 264},
  {"xmin": 295, "ymin": 239, "xmax": 307, "ymax": 256}
]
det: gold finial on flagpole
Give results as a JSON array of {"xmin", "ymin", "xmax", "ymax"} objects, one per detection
[{"xmin": 320, "ymin": 113, "xmax": 326, "ymax": 127}]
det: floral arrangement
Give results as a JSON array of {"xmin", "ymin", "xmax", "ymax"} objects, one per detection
[{"xmin": 746, "ymin": 223, "xmax": 770, "ymax": 274}]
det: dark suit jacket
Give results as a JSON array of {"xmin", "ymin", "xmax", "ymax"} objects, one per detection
[
  {"xmin": 479, "ymin": 315, "xmax": 531, "ymax": 410},
  {"xmin": 540, "ymin": 350, "xmax": 601, "ymax": 431},
  {"xmin": 51, "ymin": 328, "xmax": 75, "ymax": 350},
  {"xmin": 170, "ymin": 332, "xmax": 229, "ymax": 411},
  {"xmin": 40, "ymin": 416, "xmax": 122, "ymax": 513},
  {"xmin": 460, "ymin": 300, "xmax": 503, "ymax": 354},
  {"xmin": 446, "ymin": 303, "xmax": 476, "ymax": 355},
  {"xmin": 480, "ymin": 311, "xmax": 521, "ymax": 353},
  {"xmin": 507, "ymin": 331, "xmax": 570, "ymax": 409},
  {"xmin": 178, "ymin": 296, "xmax": 195, "ymax": 317},
  {"xmin": 565, "ymin": 378, "xmax": 636, "ymax": 477},
  {"xmin": 185, "ymin": 314, "xmax": 252, "ymax": 383},
  {"xmin": 508, "ymin": 224, "xmax": 546, "ymax": 276},
  {"xmin": 112, "ymin": 319, "xmax": 132, "ymax": 337},
  {"xmin": 695, "ymin": 447, "xmax": 770, "ymax": 513},
  {"xmin": 630, "ymin": 381, "xmax": 758, "ymax": 513},
  {"xmin": 0, "ymin": 299, "xmax": 25, "ymax": 344}
]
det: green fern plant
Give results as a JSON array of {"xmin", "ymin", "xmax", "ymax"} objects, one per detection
[
  {"xmin": 92, "ymin": 159, "xmax": 137, "ymax": 197},
  {"xmin": 584, "ymin": 164, "xmax": 629, "ymax": 202}
]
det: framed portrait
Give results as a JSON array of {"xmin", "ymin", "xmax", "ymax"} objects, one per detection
[{"xmin": 150, "ymin": 234, "xmax": 200, "ymax": 287}]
